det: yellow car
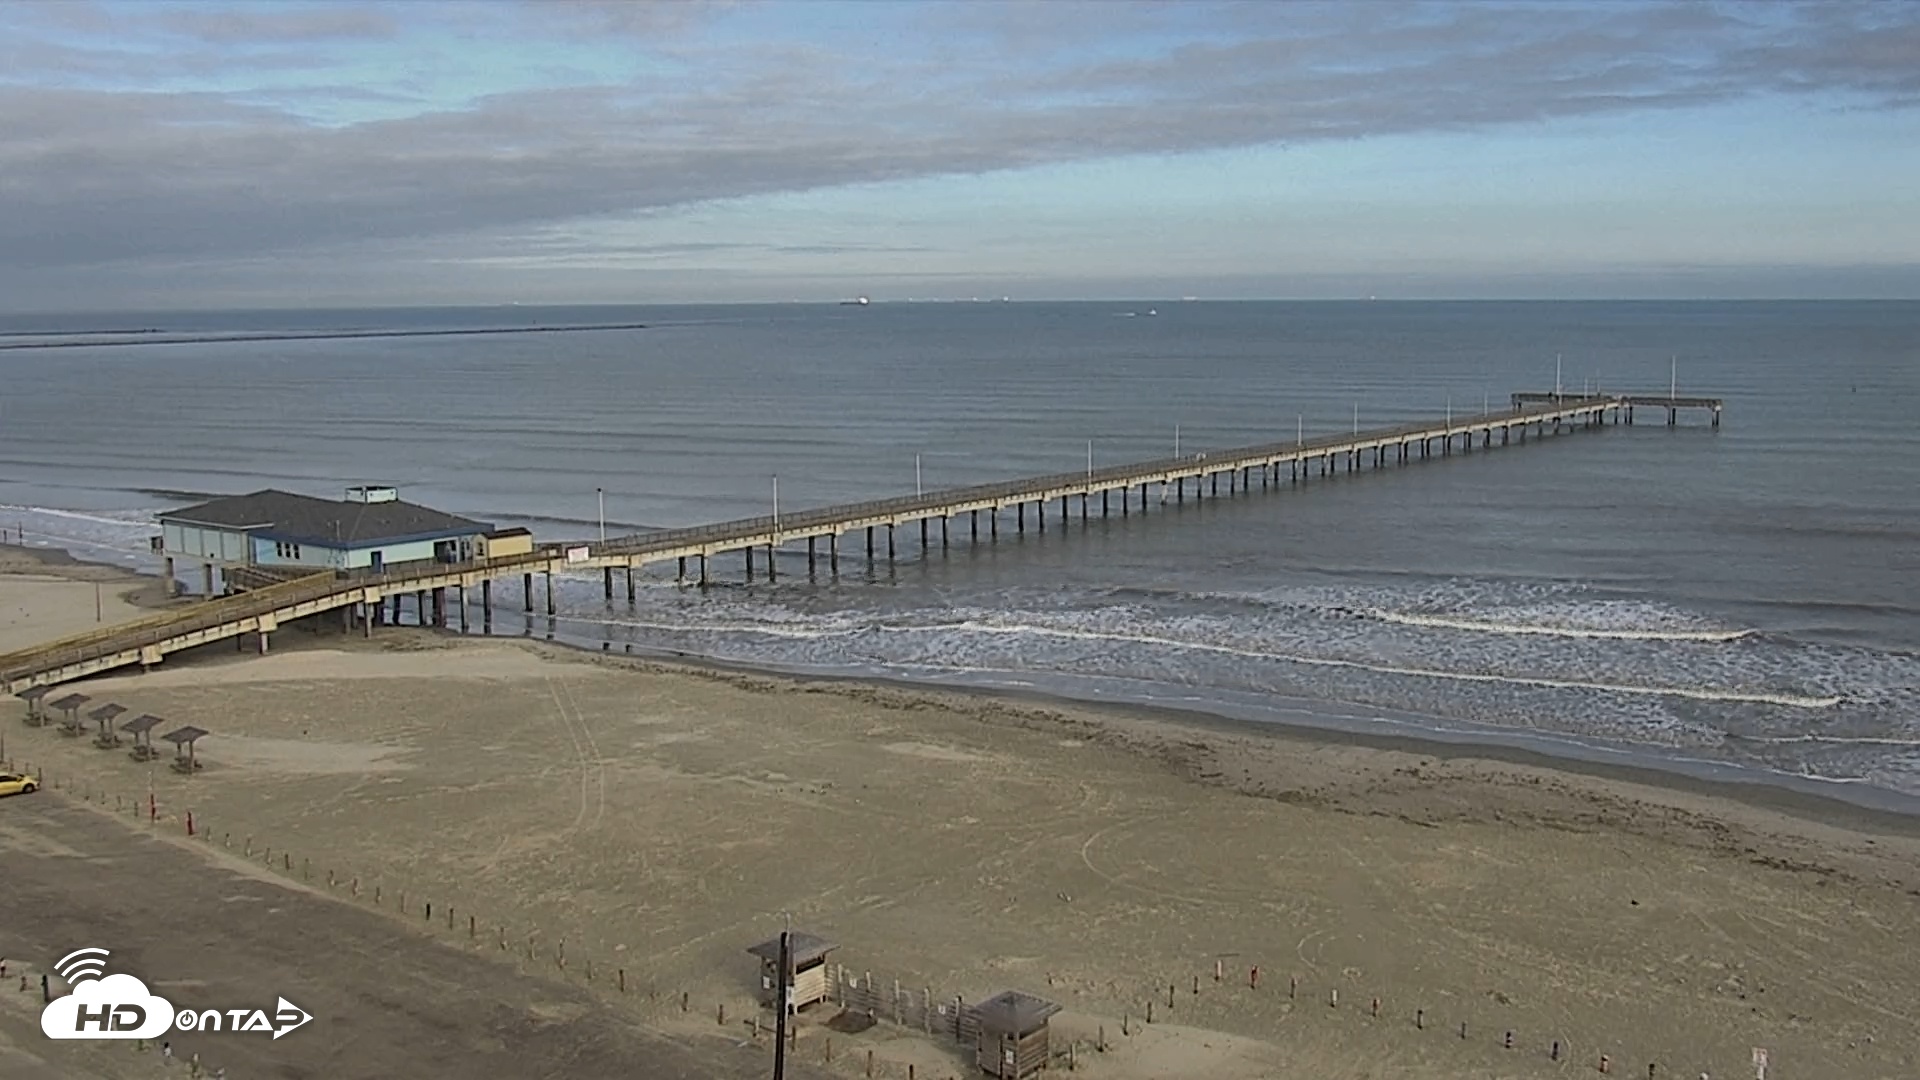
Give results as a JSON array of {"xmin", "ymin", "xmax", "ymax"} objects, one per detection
[{"xmin": 0, "ymin": 772, "xmax": 40, "ymax": 797}]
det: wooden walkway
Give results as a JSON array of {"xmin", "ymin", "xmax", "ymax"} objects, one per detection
[{"xmin": 0, "ymin": 391, "xmax": 1720, "ymax": 693}]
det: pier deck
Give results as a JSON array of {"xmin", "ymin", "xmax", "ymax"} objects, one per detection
[{"xmin": 0, "ymin": 391, "xmax": 1717, "ymax": 692}]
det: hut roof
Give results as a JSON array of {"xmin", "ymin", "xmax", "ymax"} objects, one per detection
[
  {"xmin": 88, "ymin": 704, "xmax": 127, "ymax": 723},
  {"xmin": 17, "ymin": 687, "xmax": 50, "ymax": 702},
  {"xmin": 160, "ymin": 725, "xmax": 209, "ymax": 746},
  {"xmin": 48, "ymin": 693, "xmax": 90, "ymax": 711},
  {"xmin": 973, "ymin": 990, "xmax": 1061, "ymax": 1036},
  {"xmin": 122, "ymin": 714, "xmax": 164, "ymax": 735},
  {"xmin": 745, "ymin": 932, "xmax": 837, "ymax": 967}
]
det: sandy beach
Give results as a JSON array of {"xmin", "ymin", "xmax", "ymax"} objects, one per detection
[{"xmin": 2, "ymin": 552, "xmax": 1916, "ymax": 1079}]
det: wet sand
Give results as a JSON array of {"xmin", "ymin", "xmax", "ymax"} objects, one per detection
[{"xmin": 2, "ymin": 558, "xmax": 1917, "ymax": 1079}]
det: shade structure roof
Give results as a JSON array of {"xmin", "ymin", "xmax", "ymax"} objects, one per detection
[
  {"xmin": 973, "ymin": 990, "xmax": 1061, "ymax": 1036},
  {"xmin": 17, "ymin": 687, "xmax": 50, "ymax": 703},
  {"xmin": 746, "ymin": 932, "xmax": 837, "ymax": 968},
  {"xmin": 122, "ymin": 714, "xmax": 164, "ymax": 735},
  {"xmin": 87, "ymin": 704, "xmax": 127, "ymax": 723},
  {"xmin": 47, "ymin": 693, "xmax": 90, "ymax": 711},
  {"xmin": 160, "ymin": 725, "xmax": 208, "ymax": 746}
]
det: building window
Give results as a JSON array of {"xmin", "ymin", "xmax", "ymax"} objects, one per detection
[{"xmin": 275, "ymin": 542, "xmax": 302, "ymax": 560}]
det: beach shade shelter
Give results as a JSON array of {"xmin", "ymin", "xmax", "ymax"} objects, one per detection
[
  {"xmin": 17, "ymin": 687, "xmax": 52, "ymax": 726},
  {"xmin": 87, "ymin": 704, "xmax": 127, "ymax": 748},
  {"xmin": 123, "ymin": 714, "xmax": 164, "ymax": 762},
  {"xmin": 48, "ymin": 693, "xmax": 91, "ymax": 736},
  {"xmin": 973, "ymin": 991, "xmax": 1061, "ymax": 1079},
  {"xmin": 746, "ymin": 932, "xmax": 838, "ymax": 1013},
  {"xmin": 161, "ymin": 726, "xmax": 208, "ymax": 773}
]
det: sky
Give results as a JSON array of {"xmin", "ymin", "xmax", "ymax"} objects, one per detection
[{"xmin": 1, "ymin": 0, "xmax": 1917, "ymax": 310}]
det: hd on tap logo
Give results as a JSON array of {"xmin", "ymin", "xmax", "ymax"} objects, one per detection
[{"xmin": 40, "ymin": 948, "xmax": 310, "ymax": 1041}]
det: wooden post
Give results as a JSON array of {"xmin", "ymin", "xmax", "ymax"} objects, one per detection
[{"xmin": 618, "ymin": 968, "xmax": 625, "ymax": 993}]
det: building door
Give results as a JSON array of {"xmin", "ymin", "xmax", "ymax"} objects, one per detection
[{"xmin": 370, "ymin": 550, "xmax": 384, "ymax": 572}]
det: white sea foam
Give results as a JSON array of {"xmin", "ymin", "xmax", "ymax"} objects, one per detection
[
  {"xmin": 1368, "ymin": 608, "xmax": 1754, "ymax": 642},
  {"xmin": 932, "ymin": 619, "xmax": 1843, "ymax": 709}
]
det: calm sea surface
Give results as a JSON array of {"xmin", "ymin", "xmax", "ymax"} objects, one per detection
[{"xmin": 2, "ymin": 302, "xmax": 1916, "ymax": 802}]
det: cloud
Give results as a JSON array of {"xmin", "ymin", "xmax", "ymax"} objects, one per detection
[
  {"xmin": 0, "ymin": 0, "xmax": 1915, "ymax": 301},
  {"xmin": 40, "ymin": 974, "xmax": 176, "ymax": 1040}
]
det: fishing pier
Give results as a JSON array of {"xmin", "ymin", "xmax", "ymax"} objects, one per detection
[{"xmin": 0, "ymin": 390, "xmax": 1721, "ymax": 693}]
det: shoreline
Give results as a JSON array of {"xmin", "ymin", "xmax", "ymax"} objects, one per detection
[
  {"xmin": 514, "ymin": 614, "xmax": 1920, "ymax": 834},
  {"xmin": 11, "ymin": 538, "xmax": 1918, "ymax": 832}
]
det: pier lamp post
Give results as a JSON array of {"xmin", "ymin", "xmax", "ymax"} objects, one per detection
[
  {"xmin": 1352, "ymin": 403, "xmax": 1358, "ymax": 437},
  {"xmin": 596, "ymin": 487, "xmax": 605, "ymax": 543},
  {"xmin": 1173, "ymin": 424, "xmax": 1180, "ymax": 458},
  {"xmin": 1445, "ymin": 395, "xmax": 1452, "ymax": 428},
  {"xmin": 1087, "ymin": 440, "xmax": 1094, "ymax": 481},
  {"xmin": 772, "ymin": 475, "xmax": 779, "ymax": 531},
  {"xmin": 915, "ymin": 454, "xmax": 923, "ymax": 497},
  {"xmin": 1297, "ymin": 415, "xmax": 1303, "ymax": 448}
]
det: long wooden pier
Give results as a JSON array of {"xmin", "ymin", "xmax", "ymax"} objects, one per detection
[{"xmin": 0, "ymin": 391, "xmax": 1720, "ymax": 692}]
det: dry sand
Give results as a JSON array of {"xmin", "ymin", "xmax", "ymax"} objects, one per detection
[{"xmin": 2, "ymin": 557, "xmax": 1917, "ymax": 1080}]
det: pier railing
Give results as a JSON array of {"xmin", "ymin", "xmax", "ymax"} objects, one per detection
[{"xmin": 588, "ymin": 400, "xmax": 1588, "ymax": 556}]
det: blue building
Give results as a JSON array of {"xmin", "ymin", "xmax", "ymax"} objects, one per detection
[{"xmin": 155, "ymin": 486, "xmax": 497, "ymax": 596}]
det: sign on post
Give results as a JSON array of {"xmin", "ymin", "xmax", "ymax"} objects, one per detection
[
  {"xmin": 564, "ymin": 546, "xmax": 590, "ymax": 564},
  {"xmin": 1752, "ymin": 1047, "xmax": 1768, "ymax": 1080}
]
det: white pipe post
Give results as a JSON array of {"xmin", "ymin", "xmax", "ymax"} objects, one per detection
[
  {"xmin": 1352, "ymin": 403, "xmax": 1358, "ymax": 436},
  {"xmin": 915, "ymin": 454, "xmax": 922, "ymax": 497},
  {"xmin": 1174, "ymin": 424, "xmax": 1180, "ymax": 458},
  {"xmin": 1297, "ymin": 414, "xmax": 1303, "ymax": 447},
  {"xmin": 1086, "ymin": 440, "xmax": 1093, "ymax": 481},
  {"xmin": 772, "ymin": 475, "xmax": 779, "ymax": 531},
  {"xmin": 597, "ymin": 487, "xmax": 605, "ymax": 543}
]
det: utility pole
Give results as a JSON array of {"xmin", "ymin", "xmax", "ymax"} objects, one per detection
[
  {"xmin": 771, "ymin": 929, "xmax": 789, "ymax": 1080},
  {"xmin": 95, "ymin": 582, "xmax": 102, "ymax": 623}
]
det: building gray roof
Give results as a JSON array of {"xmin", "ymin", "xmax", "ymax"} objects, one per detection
[
  {"xmin": 162, "ymin": 489, "xmax": 492, "ymax": 547},
  {"xmin": 973, "ymin": 990, "xmax": 1060, "ymax": 1035},
  {"xmin": 745, "ymin": 932, "xmax": 837, "ymax": 967}
]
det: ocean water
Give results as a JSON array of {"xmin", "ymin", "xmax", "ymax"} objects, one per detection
[{"xmin": 1, "ymin": 301, "xmax": 1916, "ymax": 801}]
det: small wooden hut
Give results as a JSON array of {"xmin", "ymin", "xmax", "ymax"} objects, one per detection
[
  {"xmin": 123, "ymin": 714, "xmax": 163, "ymax": 761},
  {"xmin": 973, "ymin": 990, "xmax": 1060, "ymax": 1079},
  {"xmin": 746, "ymin": 931, "xmax": 837, "ymax": 1013},
  {"xmin": 88, "ymin": 704, "xmax": 127, "ymax": 748},
  {"xmin": 161, "ymin": 725, "xmax": 208, "ymax": 773}
]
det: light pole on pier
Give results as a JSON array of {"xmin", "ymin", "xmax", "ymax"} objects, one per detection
[
  {"xmin": 596, "ymin": 487, "xmax": 605, "ymax": 543},
  {"xmin": 1086, "ymin": 440, "xmax": 1093, "ymax": 481},
  {"xmin": 1297, "ymin": 414, "xmax": 1303, "ymax": 447},
  {"xmin": 772, "ymin": 475, "xmax": 780, "ymax": 531},
  {"xmin": 1173, "ymin": 424, "xmax": 1180, "ymax": 458},
  {"xmin": 1352, "ymin": 403, "xmax": 1358, "ymax": 437},
  {"xmin": 915, "ymin": 454, "xmax": 923, "ymax": 497}
]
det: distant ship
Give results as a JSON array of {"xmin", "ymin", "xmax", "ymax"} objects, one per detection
[{"xmin": 839, "ymin": 296, "xmax": 871, "ymax": 306}]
